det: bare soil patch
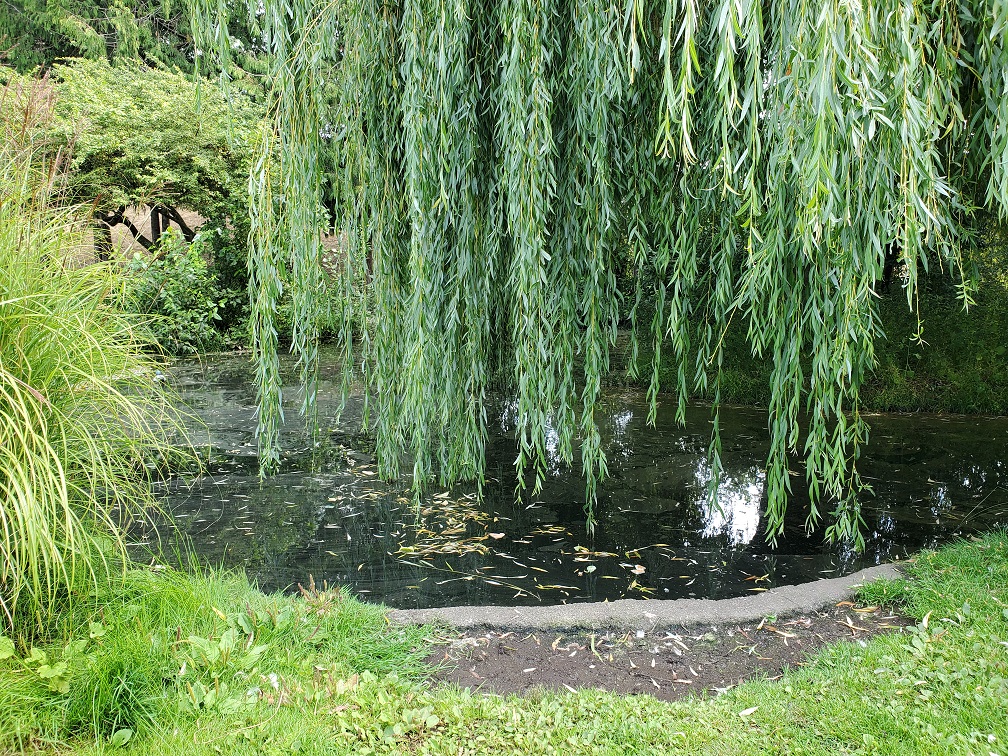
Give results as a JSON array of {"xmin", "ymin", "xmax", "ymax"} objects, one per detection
[{"xmin": 425, "ymin": 601, "xmax": 912, "ymax": 702}]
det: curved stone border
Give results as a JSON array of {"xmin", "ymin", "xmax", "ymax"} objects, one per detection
[{"xmin": 387, "ymin": 563, "xmax": 903, "ymax": 631}]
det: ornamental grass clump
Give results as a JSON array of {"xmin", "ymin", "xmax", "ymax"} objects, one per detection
[{"xmin": 0, "ymin": 74, "xmax": 187, "ymax": 628}]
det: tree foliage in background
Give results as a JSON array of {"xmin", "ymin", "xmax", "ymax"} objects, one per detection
[
  {"xmin": 0, "ymin": 0, "xmax": 194, "ymax": 72},
  {"xmin": 193, "ymin": 0, "xmax": 1008, "ymax": 546},
  {"xmin": 47, "ymin": 59, "xmax": 260, "ymax": 244}
]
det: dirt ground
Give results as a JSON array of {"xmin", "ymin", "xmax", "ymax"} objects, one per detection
[{"xmin": 424, "ymin": 601, "xmax": 913, "ymax": 702}]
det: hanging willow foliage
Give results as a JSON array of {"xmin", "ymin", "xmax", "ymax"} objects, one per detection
[{"xmin": 191, "ymin": 0, "xmax": 1008, "ymax": 545}]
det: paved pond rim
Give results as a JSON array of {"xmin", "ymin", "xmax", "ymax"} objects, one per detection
[{"xmin": 386, "ymin": 562, "xmax": 905, "ymax": 631}]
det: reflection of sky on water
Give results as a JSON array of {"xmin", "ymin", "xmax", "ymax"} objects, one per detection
[
  {"xmin": 694, "ymin": 460, "xmax": 765, "ymax": 546},
  {"xmin": 146, "ymin": 351, "xmax": 1008, "ymax": 609}
]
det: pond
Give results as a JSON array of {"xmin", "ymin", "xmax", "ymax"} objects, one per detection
[{"xmin": 142, "ymin": 350, "xmax": 1008, "ymax": 609}]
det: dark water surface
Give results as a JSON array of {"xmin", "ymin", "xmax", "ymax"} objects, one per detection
[{"xmin": 146, "ymin": 350, "xmax": 1008, "ymax": 609}]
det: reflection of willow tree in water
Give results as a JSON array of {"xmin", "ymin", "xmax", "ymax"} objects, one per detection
[{"xmin": 190, "ymin": 0, "xmax": 1008, "ymax": 547}]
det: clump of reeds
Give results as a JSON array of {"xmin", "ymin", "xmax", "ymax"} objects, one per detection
[{"xmin": 0, "ymin": 72, "xmax": 188, "ymax": 629}]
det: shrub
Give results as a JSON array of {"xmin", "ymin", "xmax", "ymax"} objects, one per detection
[{"xmin": 125, "ymin": 229, "xmax": 224, "ymax": 355}]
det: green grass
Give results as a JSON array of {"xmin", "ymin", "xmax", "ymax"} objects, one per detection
[
  {"xmin": 1, "ymin": 533, "xmax": 1006, "ymax": 755},
  {"xmin": 0, "ymin": 567, "xmax": 430, "ymax": 752}
]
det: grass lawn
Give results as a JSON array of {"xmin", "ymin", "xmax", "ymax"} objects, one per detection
[{"xmin": 1, "ymin": 533, "xmax": 1006, "ymax": 755}]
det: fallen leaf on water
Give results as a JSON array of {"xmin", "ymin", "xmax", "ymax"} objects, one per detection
[{"xmin": 488, "ymin": 533, "xmax": 505, "ymax": 540}]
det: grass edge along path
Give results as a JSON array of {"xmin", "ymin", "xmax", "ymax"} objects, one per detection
[{"xmin": 0, "ymin": 533, "xmax": 1006, "ymax": 755}]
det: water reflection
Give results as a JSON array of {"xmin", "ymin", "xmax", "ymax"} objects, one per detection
[
  {"xmin": 139, "ymin": 350, "xmax": 1008, "ymax": 609},
  {"xmin": 697, "ymin": 464, "xmax": 765, "ymax": 545}
]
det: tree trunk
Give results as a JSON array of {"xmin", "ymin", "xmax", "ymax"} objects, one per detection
[
  {"xmin": 151, "ymin": 206, "xmax": 163, "ymax": 244},
  {"xmin": 163, "ymin": 206, "xmax": 197, "ymax": 242}
]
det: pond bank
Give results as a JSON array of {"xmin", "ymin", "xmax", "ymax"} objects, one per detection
[
  {"xmin": 388, "ymin": 562, "xmax": 903, "ymax": 630},
  {"xmin": 1, "ymin": 534, "xmax": 1005, "ymax": 754},
  {"xmin": 424, "ymin": 600, "xmax": 914, "ymax": 703}
]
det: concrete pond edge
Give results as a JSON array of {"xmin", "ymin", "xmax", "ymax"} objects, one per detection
[{"xmin": 387, "ymin": 562, "xmax": 904, "ymax": 631}]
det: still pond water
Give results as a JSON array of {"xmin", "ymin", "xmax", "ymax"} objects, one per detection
[{"xmin": 146, "ymin": 350, "xmax": 1008, "ymax": 609}]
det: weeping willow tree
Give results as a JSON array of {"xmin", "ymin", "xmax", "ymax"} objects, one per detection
[{"xmin": 191, "ymin": 0, "xmax": 1008, "ymax": 546}]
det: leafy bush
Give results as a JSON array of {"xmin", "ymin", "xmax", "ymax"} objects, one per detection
[
  {"xmin": 202, "ymin": 226, "xmax": 253, "ymax": 343},
  {"xmin": 50, "ymin": 59, "xmax": 260, "ymax": 226},
  {"xmin": 0, "ymin": 75, "xmax": 188, "ymax": 628},
  {"xmin": 45, "ymin": 59, "xmax": 265, "ymax": 345},
  {"xmin": 125, "ymin": 229, "xmax": 224, "ymax": 355}
]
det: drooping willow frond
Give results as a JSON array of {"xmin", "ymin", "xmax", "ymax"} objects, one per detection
[{"xmin": 192, "ymin": 0, "xmax": 1008, "ymax": 546}]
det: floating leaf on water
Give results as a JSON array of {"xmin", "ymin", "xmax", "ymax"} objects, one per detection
[{"xmin": 488, "ymin": 532, "xmax": 505, "ymax": 540}]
